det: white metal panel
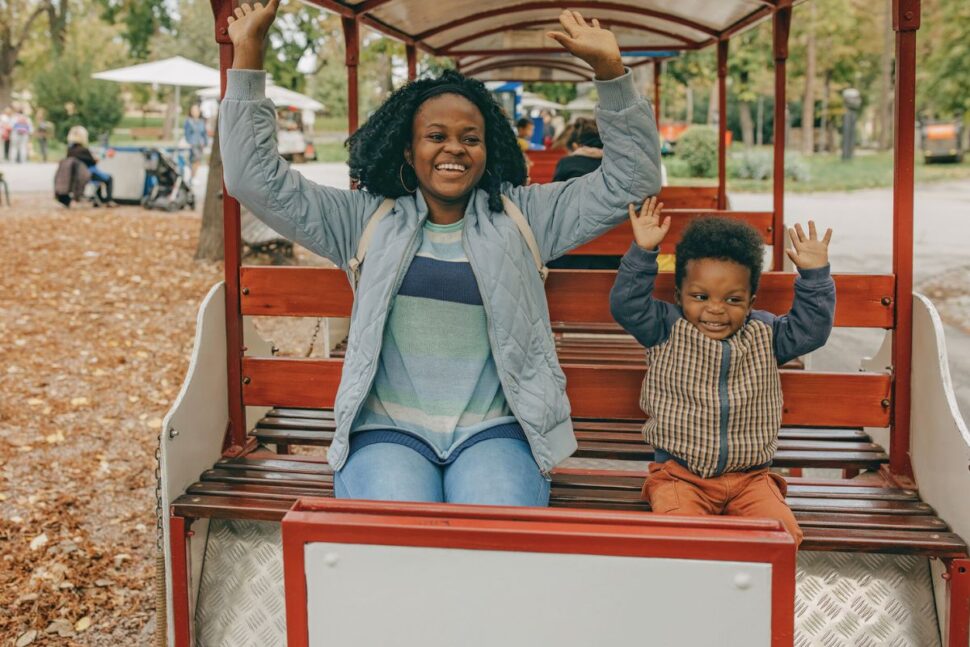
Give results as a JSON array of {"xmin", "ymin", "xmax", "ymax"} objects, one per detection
[
  {"xmin": 910, "ymin": 293, "xmax": 970, "ymax": 646},
  {"xmin": 304, "ymin": 542, "xmax": 773, "ymax": 646},
  {"xmin": 451, "ymin": 26, "xmax": 682, "ymax": 54},
  {"xmin": 161, "ymin": 281, "xmax": 230, "ymax": 646}
]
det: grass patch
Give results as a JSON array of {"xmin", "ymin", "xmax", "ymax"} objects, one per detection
[
  {"xmin": 667, "ymin": 146, "xmax": 970, "ymax": 193},
  {"xmin": 312, "ymin": 140, "xmax": 348, "ymax": 163}
]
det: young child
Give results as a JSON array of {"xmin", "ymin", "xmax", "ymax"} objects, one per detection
[{"xmin": 609, "ymin": 198, "xmax": 836, "ymax": 546}]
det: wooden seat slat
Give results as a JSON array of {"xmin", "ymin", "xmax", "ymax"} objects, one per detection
[
  {"xmin": 172, "ymin": 495, "xmax": 293, "ymax": 521},
  {"xmin": 785, "ymin": 497, "xmax": 933, "ymax": 515},
  {"xmin": 239, "ymin": 267, "xmax": 894, "ymax": 328},
  {"xmin": 799, "ymin": 528, "xmax": 967, "ymax": 557},
  {"xmin": 793, "ymin": 512, "xmax": 948, "ymax": 531}
]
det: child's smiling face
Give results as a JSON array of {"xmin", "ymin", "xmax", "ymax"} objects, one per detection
[{"xmin": 676, "ymin": 258, "xmax": 755, "ymax": 340}]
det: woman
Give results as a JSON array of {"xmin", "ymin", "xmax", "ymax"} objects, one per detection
[
  {"xmin": 183, "ymin": 104, "xmax": 208, "ymax": 178},
  {"xmin": 66, "ymin": 125, "xmax": 116, "ymax": 207},
  {"xmin": 222, "ymin": 1, "xmax": 660, "ymax": 506},
  {"xmin": 552, "ymin": 117, "xmax": 603, "ymax": 182}
]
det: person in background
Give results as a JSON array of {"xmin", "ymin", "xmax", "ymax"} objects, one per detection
[
  {"xmin": 516, "ymin": 117, "xmax": 535, "ymax": 152},
  {"xmin": 35, "ymin": 109, "xmax": 53, "ymax": 162},
  {"xmin": 10, "ymin": 106, "xmax": 33, "ymax": 163},
  {"xmin": 66, "ymin": 125, "xmax": 116, "ymax": 207},
  {"xmin": 1, "ymin": 107, "xmax": 12, "ymax": 161},
  {"xmin": 183, "ymin": 103, "xmax": 209, "ymax": 179},
  {"xmin": 552, "ymin": 117, "xmax": 603, "ymax": 182}
]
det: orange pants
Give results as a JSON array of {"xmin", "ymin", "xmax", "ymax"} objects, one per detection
[{"xmin": 643, "ymin": 460, "xmax": 803, "ymax": 547}]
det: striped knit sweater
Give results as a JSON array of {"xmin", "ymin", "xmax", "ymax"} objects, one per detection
[{"xmin": 350, "ymin": 218, "xmax": 520, "ymax": 461}]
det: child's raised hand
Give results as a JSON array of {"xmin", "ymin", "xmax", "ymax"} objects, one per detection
[
  {"xmin": 786, "ymin": 221, "xmax": 832, "ymax": 270},
  {"xmin": 629, "ymin": 197, "xmax": 670, "ymax": 252},
  {"xmin": 227, "ymin": 0, "xmax": 280, "ymax": 50}
]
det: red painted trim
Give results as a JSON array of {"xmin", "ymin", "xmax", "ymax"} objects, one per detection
[
  {"xmin": 342, "ymin": 17, "xmax": 360, "ymax": 136},
  {"xmin": 300, "ymin": 0, "xmax": 355, "ymax": 19},
  {"xmin": 358, "ymin": 13, "xmax": 437, "ymax": 55},
  {"xmin": 949, "ymin": 558, "xmax": 970, "ymax": 647},
  {"xmin": 653, "ymin": 60, "xmax": 662, "ymax": 128},
  {"xmin": 208, "ymin": 0, "xmax": 232, "ymax": 44},
  {"xmin": 463, "ymin": 61, "xmax": 592, "ymax": 81},
  {"xmin": 283, "ymin": 501, "xmax": 310, "ymax": 647},
  {"xmin": 406, "ymin": 44, "xmax": 417, "ymax": 80},
  {"xmin": 217, "ymin": 41, "xmax": 247, "ymax": 454},
  {"xmin": 448, "ymin": 45, "xmax": 681, "ymax": 57},
  {"xmin": 354, "ymin": 0, "xmax": 396, "ymax": 13},
  {"xmin": 169, "ymin": 515, "xmax": 192, "ymax": 647},
  {"xmin": 462, "ymin": 58, "xmax": 594, "ymax": 77},
  {"xmin": 282, "ymin": 500, "xmax": 795, "ymax": 646},
  {"xmin": 414, "ymin": 2, "xmax": 721, "ymax": 41},
  {"xmin": 889, "ymin": 0, "xmax": 918, "ymax": 479},
  {"xmin": 717, "ymin": 40, "xmax": 729, "ymax": 210},
  {"xmin": 721, "ymin": 5, "xmax": 774, "ymax": 42},
  {"xmin": 438, "ymin": 17, "xmax": 696, "ymax": 52},
  {"xmin": 771, "ymin": 7, "xmax": 791, "ymax": 272}
]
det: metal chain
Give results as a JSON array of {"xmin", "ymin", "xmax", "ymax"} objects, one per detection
[
  {"xmin": 154, "ymin": 432, "xmax": 163, "ymax": 551},
  {"xmin": 305, "ymin": 317, "xmax": 322, "ymax": 358}
]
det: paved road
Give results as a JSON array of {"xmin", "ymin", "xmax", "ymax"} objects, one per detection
[{"xmin": 4, "ymin": 160, "xmax": 966, "ymax": 423}]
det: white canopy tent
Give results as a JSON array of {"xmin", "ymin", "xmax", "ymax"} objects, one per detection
[
  {"xmin": 196, "ymin": 84, "xmax": 325, "ymax": 112},
  {"xmin": 520, "ymin": 92, "xmax": 564, "ymax": 112},
  {"xmin": 93, "ymin": 56, "xmax": 222, "ymax": 139}
]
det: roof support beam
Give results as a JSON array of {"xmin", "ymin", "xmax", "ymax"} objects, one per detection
[
  {"xmin": 890, "ymin": 0, "xmax": 921, "ymax": 481},
  {"xmin": 438, "ymin": 17, "xmax": 697, "ymax": 52},
  {"xmin": 299, "ymin": 0, "xmax": 355, "ymax": 19},
  {"xmin": 463, "ymin": 59, "xmax": 594, "ymax": 80},
  {"xmin": 717, "ymin": 39, "xmax": 728, "ymax": 210},
  {"xmin": 772, "ymin": 5, "xmax": 791, "ymax": 272},
  {"xmin": 414, "ymin": 2, "xmax": 719, "ymax": 41},
  {"xmin": 448, "ymin": 45, "xmax": 683, "ymax": 57}
]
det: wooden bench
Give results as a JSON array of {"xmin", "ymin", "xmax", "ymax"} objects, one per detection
[
  {"xmin": 169, "ymin": 247, "xmax": 969, "ymax": 558},
  {"xmin": 525, "ymin": 148, "xmax": 567, "ymax": 183}
]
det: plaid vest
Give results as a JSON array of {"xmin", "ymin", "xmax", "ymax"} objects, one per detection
[{"xmin": 640, "ymin": 318, "xmax": 783, "ymax": 478}]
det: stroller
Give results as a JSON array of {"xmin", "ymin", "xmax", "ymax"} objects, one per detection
[{"xmin": 142, "ymin": 148, "xmax": 195, "ymax": 211}]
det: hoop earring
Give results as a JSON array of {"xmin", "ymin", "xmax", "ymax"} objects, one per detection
[{"xmin": 399, "ymin": 163, "xmax": 417, "ymax": 194}]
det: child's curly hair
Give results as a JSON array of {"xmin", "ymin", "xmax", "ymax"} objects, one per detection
[
  {"xmin": 347, "ymin": 69, "xmax": 527, "ymax": 213},
  {"xmin": 675, "ymin": 217, "xmax": 765, "ymax": 294}
]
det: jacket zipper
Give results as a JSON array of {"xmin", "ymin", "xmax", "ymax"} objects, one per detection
[
  {"xmin": 463, "ymin": 223, "xmax": 550, "ymax": 476},
  {"xmin": 714, "ymin": 340, "xmax": 732, "ymax": 476}
]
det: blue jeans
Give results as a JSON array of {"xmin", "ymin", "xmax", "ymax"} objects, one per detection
[{"xmin": 334, "ymin": 438, "xmax": 551, "ymax": 507}]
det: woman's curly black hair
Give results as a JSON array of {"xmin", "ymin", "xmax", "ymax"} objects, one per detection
[
  {"xmin": 346, "ymin": 69, "xmax": 527, "ymax": 213},
  {"xmin": 675, "ymin": 217, "xmax": 765, "ymax": 294}
]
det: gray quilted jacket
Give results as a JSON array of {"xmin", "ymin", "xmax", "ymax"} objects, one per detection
[{"xmin": 220, "ymin": 69, "xmax": 661, "ymax": 473}]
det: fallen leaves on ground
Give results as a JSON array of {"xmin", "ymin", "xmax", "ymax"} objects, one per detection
[{"xmin": 0, "ymin": 194, "xmax": 222, "ymax": 645}]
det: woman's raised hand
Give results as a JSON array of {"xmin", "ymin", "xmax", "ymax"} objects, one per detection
[
  {"xmin": 629, "ymin": 197, "xmax": 670, "ymax": 252},
  {"xmin": 228, "ymin": 0, "xmax": 280, "ymax": 68},
  {"xmin": 546, "ymin": 10, "xmax": 624, "ymax": 80}
]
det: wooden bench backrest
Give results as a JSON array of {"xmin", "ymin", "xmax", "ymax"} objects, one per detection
[
  {"xmin": 525, "ymin": 149, "xmax": 567, "ymax": 184},
  {"xmin": 238, "ymin": 266, "xmax": 895, "ymax": 429}
]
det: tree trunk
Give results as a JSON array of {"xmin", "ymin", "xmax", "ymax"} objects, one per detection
[
  {"xmin": 707, "ymin": 78, "xmax": 718, "ymax": 125},
  {"xmin": 821, "ymin": 70, "xmax": 832, "ymax": 152},
  {"xmin": 878, "ymin": 0, "xmax": 893, "ymax": 149},
  {"xmin": 685, "ymin": 84, "xmax": 694, "ymax": 124},
  {"xmin": 756, "ymin": 96, "xmax": 764, "ymax": 146},
  {"xmin": 739, "ymin": 101, "xmax": 755, "ymax": 148},
  {"xmin": 195, "ymin": 122, "xmax": 225, "ymax": 262},
  {"xmin": 801, "ymin": 3, "xmax": 816, "ymax": 155}
]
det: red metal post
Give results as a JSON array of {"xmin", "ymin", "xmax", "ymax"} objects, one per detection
[
  {"xmin": 771, "ymin": 6, "xmax": 792, "ymax": 271},
  {"xmin": 652, "ymin": 59, "xmax": 662, "ymax": 128},
  {"xmin": 342, "ymin": 16, "xmax": 360, "ymax": 135},
  {"xmin": 889, "ymin": 0, "xmax": 919, "ymax": 479},
  {"xmin": 169, "ymin": 515, "xmax": 193, "ymax": 647},
  {"xmin": 406, "ymin": 43, "xmax": 418, "ymax": 81},
  {"xmin": 210, "ymin": 0, "xmax": 247, "ymax": 455},
  {"xmin": 948, "ymin": 559, "xmax": 970, "ymax": 647},
  {"xmin": 717, "ymin": 40, "xmax": 728, "ymax": 210}
]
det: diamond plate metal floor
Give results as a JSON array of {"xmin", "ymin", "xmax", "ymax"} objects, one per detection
[{"xmin": 194, "ymin": 520, "xmax": 941, "ymax": 647}]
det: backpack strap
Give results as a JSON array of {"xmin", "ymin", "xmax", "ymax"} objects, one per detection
[
  {"xmin": 501, "ymin": 195, "xmax": 549, "ymax": 282},
  {"xmin": 348, "ymin": 197, "xmax": 395, "ymax": 293}
]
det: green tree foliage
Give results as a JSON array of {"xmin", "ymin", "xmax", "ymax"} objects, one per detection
[
  {"xmin": 922, "ymin": 0, "xmax": 970, "ymax": 115},
  {"xmin": 95, "ymin": 0, "xmax": 172, "ymax": 59},
  {"xmin": 524, "ymin": 82, "xmax": 577, "ymax": 105},
  {"xmin": 33, "ymin": 57, "xmax": 123, "ymax": 141}
]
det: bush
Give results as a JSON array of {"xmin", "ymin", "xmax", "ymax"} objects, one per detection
[
  {"xmin": 675, "ymin": 125, "xmax": 718, "ymax": 178},
  {"xmin": 784, "ymin": 153, "xmax": 811, "ymax": 182},
  {"xmin": 729, "ymin": 149, "xmax": 772, "ymax": 180},
  {"xmin": 33, "ymin": 60, "xmax": 124, "ymax": 144}
]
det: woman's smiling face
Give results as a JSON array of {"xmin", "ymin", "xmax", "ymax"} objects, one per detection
[{"xmin": 407, "ymin": 93, "xmax": 487, "ymax": 208}]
